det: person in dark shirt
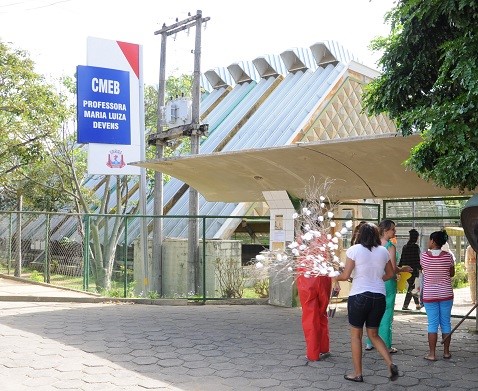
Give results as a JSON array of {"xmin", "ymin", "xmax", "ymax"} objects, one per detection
[{"xmin": 399, "ymin": 229, "xmax": 422, "ymax": 310}]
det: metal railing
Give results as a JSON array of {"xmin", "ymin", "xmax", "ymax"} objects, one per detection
[{"xmin": 0, "ymin": 211, "xmax": 269, "ymax": 301}]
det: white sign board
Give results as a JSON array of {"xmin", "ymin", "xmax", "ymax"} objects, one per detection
[{"xmin": 84, "ymin": 37, "xmax": 142, "ymax": 175}]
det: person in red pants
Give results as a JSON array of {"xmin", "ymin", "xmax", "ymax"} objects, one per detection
[{"xmin": 297, "ymin": 274, "xmax": 332, "ymax": 361}]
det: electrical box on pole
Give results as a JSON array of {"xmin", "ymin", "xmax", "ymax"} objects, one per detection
[{"xmin": 151, "ymin": 10, "xmax": 210, "ymax": 296}]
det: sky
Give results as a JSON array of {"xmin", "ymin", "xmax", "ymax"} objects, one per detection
[{"xmin": 0, "ymin": 0, "xmax": 397, "ymax": 85}]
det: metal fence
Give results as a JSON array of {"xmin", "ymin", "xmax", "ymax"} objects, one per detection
[
  {"xmin": 383, "ymin": 196, "xmax": 470, "ymax": 261},
  {"xmin": 0, "ymin": 197, "xmax": 470, "ymax": 299},
  {"xmin": 0, "ymin": 211, "xmax": 270, "ymax": 300}
]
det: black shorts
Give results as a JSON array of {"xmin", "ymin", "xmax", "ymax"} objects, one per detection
[{"xmin": 347, "ymin": 292, "xmax": 386, "ymax": 329}]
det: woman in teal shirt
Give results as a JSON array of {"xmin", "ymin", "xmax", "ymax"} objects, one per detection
[{"xmin": 365, "ymin": 219, "xmax": 411, "ymax": 353}]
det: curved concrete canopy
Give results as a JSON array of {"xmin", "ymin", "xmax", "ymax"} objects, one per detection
[{"xmin": 131, "ymin": 133, "xmax": 473, "ymax": 202}]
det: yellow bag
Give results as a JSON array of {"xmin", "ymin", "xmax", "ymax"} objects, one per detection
[{"xmin": 397, "ymin": 272, "xmax": 411, "ymax": 292}]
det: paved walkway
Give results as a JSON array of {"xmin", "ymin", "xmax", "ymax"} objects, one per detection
[{"xmin": 0, "ymin": 276, "xmax": 477, "ymax": 390}]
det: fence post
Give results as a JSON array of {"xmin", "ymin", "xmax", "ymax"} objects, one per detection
[
  {"xmin": 124, "ymin": 217, "xmax": 129, "ymax": 298},
  {"xmin": 45, "ymin": 214, "xmax": 51, "ymax": 283},
  {"xmin": 202, "ymin": 216, "xmax": 206, "ymax": 303},
  {"xmin": 83, "ymin": 215, "xmax": 90, "ymax": 291},
  {"xmin": 7, "ymin": 212, "xmax": 12, "ymax": 274}
]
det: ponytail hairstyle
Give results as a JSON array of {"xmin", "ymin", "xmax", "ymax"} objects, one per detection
[
  {"xmin": 429, "ymin": 230, "xmax": 449, "ymax": 247},
  {"xmin": 408, "ymin": 229, "xmax": 419, "ymax": 243},
  {"xmin": 378, "ymin": 219, "xmax": 396, "ymax": 237}
]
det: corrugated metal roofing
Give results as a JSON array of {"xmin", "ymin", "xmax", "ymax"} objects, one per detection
[
  {"xmin": 153, "ymin": 42, "xmax": 363, "ymax": 239},
  {"xmin": 8, "ymin": 41, "xmax": 385, "ymax": 245}
]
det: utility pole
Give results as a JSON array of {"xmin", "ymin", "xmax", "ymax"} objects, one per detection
[{"xmin": 149, "ymin": 10, "xmax": 210, "ymax": 296}]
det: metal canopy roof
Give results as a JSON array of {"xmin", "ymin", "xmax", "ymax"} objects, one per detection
[{"xmin": 132, "ymin": 133, "xmax": 473, "ymax": 203}]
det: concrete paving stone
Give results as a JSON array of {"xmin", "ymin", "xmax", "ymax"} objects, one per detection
[
  {"xmin": 105, "ymin": 340, "xmax": 129, "ymax": 348},
  {"xmin": 136, "ymin": 379, "xmax": 178, "ymax": 390},
  {"xmin": 0, "ymin": 280, "xmax": 477, "ymax": 390},
  {"xmin": 51, "ymin": 379, "xmax": 88, "ymax": 389},
  {"xmin": 130, "ymin": 348, "xmax": 158, "ymax": 357},
  {"xmin": 154, "ymin": 351, "xmax": 180, "ymax": 360},
  {"xmin": 150, "ymin": 340, "xmax": 174, "ymax": 348},
  {"xmin": 54, "ymin": 362, "xmax": 87, "ymax": 372},
  {"xmin": 278, "ymin": 358, "xmax": 308, "ymax": 368},
  {"xmin": 228, "ymin": 356, "xmax": 256, "ymax": 365},
  {"xmin": 279, "ymin": 379, "xmax": 315, "ymax": 389},
  {"xmin": 421, "ymin": 377, "xmax": 453, "ymax": 388},
  {"xmin": 215, "ymin": 368, "xmax": 247, "ymax": 378},
  {"xmin": 146, "ymin": 334, "xmax": 171, "ymax": 342},
  {"xmin": 80, "ymin": 345, "xmax": 109, "ymax": 354},
  {"xmin": 182, "ymin": 360, "xmax": 211, "ymax": 369},
  {"xmin": 228, "ymin": 363, "xmax": 262, "ymax": 373},
  {"xmin": 297, "ymin": 372, "xmax": 331, "ymax": 383},
  {"xmin": 110, "ymin": 376, "xmax": 150, "ymax": 387},
  {"xmin": 242, "ymin": 370, "xmax": 274, "ymax": 380},
  {"xmin": 132, "ymin": 356, "xmax": 159, "ymax": 365},
  {"xmin": 82, "ymin": 373, "xmax": 121, "ymax": 384},
  {"xmin": 107, "ymin": 354, "xmax": 136, "ymax": 363},
  {"xmin": 156, "ymin": 358, "xmax": 185, "ymax": 367},
  {"xmin": 156, "ymin": 365, "xmax": 190, "ymax": 376},
  {"xmin": 270, "ymin": 371, "xmax": 301, "ymax": 381},
  {"xmin": 249, "ymin": 378, "xmax": 282, "ymax": 388},
  {"xmin": 82, "ymin": 364, "xmax": 117, "ymax": 375},
  {"xmin": 29, "ymin": 359, "xmax": 64, "ymax": 370},
  {"xmin": 186, "ymin": 366, "xmax": 217, "ymax": 377},
  {"xmin": 193, "ymin": 352, "xmax": 220, "ymax": 361},
  {"xmin": 219, "ymin": 375, "xmax": 252, "ymax": 387},
  {"xmin": 200, "ymin": 350, "xmax": 230, "ymax": 359},
  {"xmin": 223, "ymin": 350, "xmax": 249, "ymax": 358},
  {"xmin": 209, "ymin": 361, "xmax": 240, "ymax": 371},
  {"xmin": 228, "ymin": 386, "xmax": 273, "ymax": 391},
  {"xmin": 28, "ymin": 368, "xmax": 64, "ymax": 379},
  {"xmin": 182, "ymin": 380, "xmax": 234, "ymax": 391},
  {"xmin": 124, "ymin": 387, "xmax": 175, "ymax": 391},
  {"xmin": 173, "ymin": 347, "xmax": 199, "ymax": 356},
  {"xmin": 106, "ymin": 347, "xmax": 135, "ymax": 355}
]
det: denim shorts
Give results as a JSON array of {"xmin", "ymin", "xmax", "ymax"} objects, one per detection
[{"xmin": 347, "ymin": 292, "xmax": 386, "ymax": 329}]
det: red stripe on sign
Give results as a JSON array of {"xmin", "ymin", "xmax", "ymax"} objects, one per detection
[{"xmin": 116, "ymin": 41, "xmax": 140, "ymax": 78}]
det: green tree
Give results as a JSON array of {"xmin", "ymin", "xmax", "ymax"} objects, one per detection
[
  {"xmin": 363, "ymin": 1, "xmax": 478, "ymax": 192},
  {"xmin": 0, "ymin": 40, "xmax": 70, "ymax": 186},
  {"xmin": 0, "ymin": 41, "xmax": 194, "ymax": 291}
]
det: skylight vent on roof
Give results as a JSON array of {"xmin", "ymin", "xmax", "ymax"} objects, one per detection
[
  {"xmin": 252, "ymin": 57, "xmax": 280, "ymax": 78},
  {"xmin": 310, "ymin": 42, "xmax": 339, "ymax": 68},
  {"xmin": 204, "ymin": 69, "xmax": 230, "ymax": 89},
  {"xmin": 280, "ymin": 50, "xmax": 309, "ymax": 73},
  {"xmin": 227, "ymin": 64, "xmax": 253, "ymax": 84}
]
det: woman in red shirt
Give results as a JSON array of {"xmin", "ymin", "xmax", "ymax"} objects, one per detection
[{"xmin": 420, "ymin": 230, "xmax": 455, "ymax": 361}]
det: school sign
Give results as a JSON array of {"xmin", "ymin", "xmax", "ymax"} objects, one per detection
[
  {"xmin": 77, "ymin": 37, "xmax": 143, "ymax": 175},
  {"xmin": 77, "ymin": 65, "xmax": 131, "ymax": 144}
]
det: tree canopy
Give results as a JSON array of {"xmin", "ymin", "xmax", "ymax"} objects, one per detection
[
  {"xmin": 0, "ymin": 40, "xmax": 71, "ymax": 205},
  {"xmin": 363, "ymin": 0, "xmax": 478, "ymax": 192}
]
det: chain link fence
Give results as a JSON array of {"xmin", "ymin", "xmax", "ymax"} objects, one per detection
[
  {"xmin": 0, "ymin": 211, "xmax": 270, "ymax": 300},
  {"xmin": 0, "ymin": 198, "xmax": 469, "ymax": 300}
]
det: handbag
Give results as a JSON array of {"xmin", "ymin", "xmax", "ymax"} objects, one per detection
[
  {"xmin": 411, "ymin": 271, "xmax": 422, "ymax": 296},
  {"xmin": 327, "ymin": 285, "xmax": 340, "ymax": 318}
]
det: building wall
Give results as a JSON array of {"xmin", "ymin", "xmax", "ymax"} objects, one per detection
[{"xmin": 134, "ymin": 238, "xmax": 242, "ymax": 298}]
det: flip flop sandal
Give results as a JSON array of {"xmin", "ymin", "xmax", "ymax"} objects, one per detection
[
  {"xmin": 389, "ymin": 347, "xmax": 398, "ymax": 354},
  {"xmin": 443, "ymin": 354, "xmax": 452, "ymax": 359},
  {"xmin": 389, "ymin": 364, "xmax": 399, "ymax": 381},
  {"xmin": 344, "ymin": 374, "xmax": 363, "ymax": 382},
  {"xmin": 424, "ymin": 356, "xmax": 437, "ymax": 361}
]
